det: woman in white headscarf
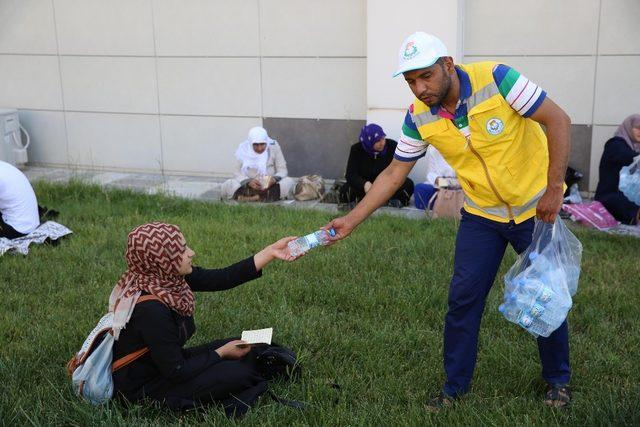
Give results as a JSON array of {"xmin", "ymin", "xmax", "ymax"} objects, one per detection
[
  {"xmin": 220, "ymin": 127, "xmax": 295, "ymax": 201},
  {"xmin": 595, "ymin": 114, "xmax": 640, "ymax": 224}
]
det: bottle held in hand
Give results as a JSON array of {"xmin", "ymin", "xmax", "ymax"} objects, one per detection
[{"xmin": 287, "ymin": 228, "xmax": 336, "ymax": 257}]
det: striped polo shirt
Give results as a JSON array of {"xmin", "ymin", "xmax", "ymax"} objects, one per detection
[{"xmin": 395, "ymin": 64, "xmax": 547, "ymax": 162}]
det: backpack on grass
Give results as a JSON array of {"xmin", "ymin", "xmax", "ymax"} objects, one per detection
[{"xmin": 66, "ymin": 295, "xmax": 161, "ymax": 405}]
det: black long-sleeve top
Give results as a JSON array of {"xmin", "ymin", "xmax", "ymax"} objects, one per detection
[
  {"xmin": 345, "ymin": 139, "xmax": 398, "ymax": 192},
  {"xmin": 112, "ymin": 256, "xmax": 261, "ymax": 400},
  {"xmin": 595, "ymin": 136, "xmax": 638, "ymax": 198}
]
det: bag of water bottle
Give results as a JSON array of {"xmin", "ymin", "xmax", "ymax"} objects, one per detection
[
  {"xmin": 500, "ymin": 218, "xmax": 582, "ymax": 338},
  {"xmin": 619, "ymin": 155, "xmax": 640, "ymax": 205}
]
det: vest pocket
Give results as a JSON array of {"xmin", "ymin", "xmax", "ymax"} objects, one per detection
[{"xmin": 418, "ymin": 118, "xmax": 450, "ymax": 140}]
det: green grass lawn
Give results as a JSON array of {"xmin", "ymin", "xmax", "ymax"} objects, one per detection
[{"xmin": 1, "ymin": 182, "xmax": 639, "ymax": 426}]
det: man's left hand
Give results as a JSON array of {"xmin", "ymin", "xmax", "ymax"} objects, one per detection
[{"xmin": 536, "ymin": 186, "xmax": 564, "ymax": 223}]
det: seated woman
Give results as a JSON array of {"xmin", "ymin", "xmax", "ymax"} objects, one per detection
[
  {"xmin": 340, "ymin": 124, "xmax": 414, "ymax": 207},
  {"xmin": 0, "ymin": 160, "xmax": 39, "ymax": 239},
  {"xmin": 594, "ymin": 114, "xmax": 640, "ymax": 225},
  {"xmin": 221, "ymin": 127, "xmax": 295, "ymax": 202},
  {"xmin": 414, "ymin": 145, "xmax": 458, "ymax": 210},
  {"xmin": 110, "ymin": 222, "xmax": 298, "ymax": 416}
]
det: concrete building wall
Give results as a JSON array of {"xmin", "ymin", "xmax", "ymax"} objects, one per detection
[
  {"xmin": 1, "ymin": 0, "xmax": 638, "ymax": 187},
  {"xmin": 0, "ymin": 0, "xmax": 366, "ymax": 178}
]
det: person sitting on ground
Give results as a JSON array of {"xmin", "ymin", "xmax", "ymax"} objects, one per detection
[
  {"xmin": 414, "ymin": 145, "xmax": 458, "ymax": 210},
  {"xmin": 221, "ymin": 127, "xmax": 295, "ymax": 202},
  {"xmin": 110, "ymin": 222, "xmax": 299, "ymax": 416},
  {"xmin": 340, "ymin": 124, "xmax": 414, "ymax": 207},
  {"xmin": 594, "ymin": 113, "xmax": 640, "ymax": 225},
  {"xmin": 0, "ymin": 160, "xmax": 39, "ymax": 239}
]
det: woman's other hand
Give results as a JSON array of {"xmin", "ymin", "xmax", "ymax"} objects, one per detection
[{"xmin": 214, "ymin": 340, "xmax": 251, "ymax": 359}]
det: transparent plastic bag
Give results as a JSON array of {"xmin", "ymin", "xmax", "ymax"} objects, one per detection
[
  {"xmin": 71, "ymin": 333, "xmax": 114, "ymax": 405},
  {"xmin": 500, "ymin": 218, "xmax": 582, "ymax": 337},
  {"xmin": 619, "ymin": 155, "xmax": 640, "ymax": 205}
]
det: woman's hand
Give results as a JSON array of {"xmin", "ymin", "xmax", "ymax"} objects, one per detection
[
  {"xmin": 248, "ymin": 179, "xmax": 262, "ymax": 190},
  {"xmin": 364, "ymin": 181, "xmax": 372, "ymax": 193},
  {"xmin": 253, "ymin": 236, "xmax": 301, "ymax": 270},
  {"xmin": 214, "ymin": 340, "xmax": 251, "ymax": 359}
]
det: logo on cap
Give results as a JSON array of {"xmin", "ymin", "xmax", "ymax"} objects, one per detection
[
  {"xmin": 403, "ymin": 41, "xmax": 419, "ymax": 60},
  {"xmin": 486, "ymin": 118, "xmax": 504, "ymax": 135}
]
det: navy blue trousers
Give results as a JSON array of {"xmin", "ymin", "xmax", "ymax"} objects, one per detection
[{"xmin": 443, "ymin": 210, "xmax": 571, "ymax": 397}]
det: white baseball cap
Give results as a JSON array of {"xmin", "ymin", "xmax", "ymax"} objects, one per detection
[{"xmin": 393, "ymin": 32, "xmax": 448, "ymax": 77}]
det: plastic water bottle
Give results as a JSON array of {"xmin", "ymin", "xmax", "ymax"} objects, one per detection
[
  {"xmin": 517, "ymin": 311, "xmax": 554, "ymax": 337},
  {"xmin": 620, "ymin": 163, "xmax": 640, "ymax": 204},
  {"xmin": 288, "ymin": 228, "xmax": 336, "ymax": 257}
]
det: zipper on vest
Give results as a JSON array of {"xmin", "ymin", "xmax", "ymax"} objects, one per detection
[{"xmin": 465, "ymin": 136, "xmax": 514, "ymax": 219}]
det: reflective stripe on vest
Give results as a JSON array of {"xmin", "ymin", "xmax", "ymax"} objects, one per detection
[
  {"xmin": 464, "ymin": 187, "xmax": 546, "ymax": 219},
  {"xmin": 466, "ymin": 82, "xmax": 500, "ymax": 112},
  {"xmin": 411, "ymin": 81, "xmax": 501, "ymax": 128},
  {"xmin": 412, "ymin": 109, "xmax": 440, "ymax": 128}
]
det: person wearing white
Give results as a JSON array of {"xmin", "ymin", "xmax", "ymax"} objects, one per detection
[
  {"xmin": 414, "ymin": 146, "xmax": 457, "ymax": 210},
  {"xmin": 0, "ymin": 160, "xmax": 39, "ymax": 238},
  {"xmin": 220, "ymin": 127, "xmax": 295, "ymax": 200}
]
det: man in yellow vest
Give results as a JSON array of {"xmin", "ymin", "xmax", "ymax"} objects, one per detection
[{"xmin": 325, "ymin": 32, "xmax": 572, "ymax": 410}]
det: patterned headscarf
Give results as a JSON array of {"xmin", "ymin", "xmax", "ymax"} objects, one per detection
[
  {"xmin": 109, "ymin": 222, "xmax": 195, "ymax": 339},
  {"xmin": 359, "ymin": 123, "xmax": 387, "ymax": 157},
  {"xmin": 615, "ymin": 114, "xmax": 640, "ymax": 153}
]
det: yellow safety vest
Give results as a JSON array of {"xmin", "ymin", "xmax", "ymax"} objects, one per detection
[{"xmin": 411, "ymin": 61, "xmax": 549, "ymax": 223}]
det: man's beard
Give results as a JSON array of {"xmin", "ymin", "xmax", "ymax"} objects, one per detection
[{"xmin": 422, "ymin": 72, "xmax": 451, "ymax": 107}]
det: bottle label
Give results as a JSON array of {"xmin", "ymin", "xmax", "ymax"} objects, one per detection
[
  {"xmin": 305, "ymin": 232, "xmax": 320, "ymax": 248},
  {"xmin": 530, "ymin": 303, "xmax": 545, "ymax": 318}
]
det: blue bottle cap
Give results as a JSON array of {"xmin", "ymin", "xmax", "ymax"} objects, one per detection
[{"xmin": 328, "ymin": 228, "xmax": 336, "ymax": 237}]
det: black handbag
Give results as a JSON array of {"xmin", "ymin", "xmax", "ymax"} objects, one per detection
[{"xmin": 256, "ymin": 345, "xmax": 301, "ymax": 381}]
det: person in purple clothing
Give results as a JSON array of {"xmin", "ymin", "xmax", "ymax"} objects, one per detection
[{"xmin": 340, "ymin": 123, "xmax": 414, "ymax": 207}]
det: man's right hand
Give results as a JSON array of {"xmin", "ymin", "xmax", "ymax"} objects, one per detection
[
  {"xmin": 324, "ymin": 159, "xmax": 416, "ymax": 244},
  {"xmin": 248, "ymin": 179, "xmax": 261, "ymax": 190},
  {"xmin": 324, "ymin": 216, "xmax": 356, "ymax": 242}
]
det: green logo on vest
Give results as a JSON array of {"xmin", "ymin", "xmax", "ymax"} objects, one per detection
[{"xmin": 486, "ymin": 118, "xmax": 504, "ymax": 135}]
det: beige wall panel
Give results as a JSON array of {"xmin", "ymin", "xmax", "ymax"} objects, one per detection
[
  {"xmin": 160, "ymin": 115, "xmax": 262, "ymax": 175},
  {"xmin": 152, "ymin": 0, "xmax": 260, "ymax": 56},
  {"xmin": 465, "ymin": 0, "xmax": 599, "ymax": 55},
  {"xmin": 54, "ymin": 0, "xmax": 155, "ymax": 55},
  {"xmin": 262, "ymin": 58, "xmax": 366, "ymax": 120},
  {"xmin": 157, "ymin": 58, "xmax": 261, "ymax": 116},
  {"xmin": 0, "ymin": 0, "xmax": 57, "ymax": 54},
  {"xmin": 260, "ymin": 0, "xmax": 366, "ymax": 56},
  {"xmin": 66, "ymin": 112, "xmax": 162, "ymax": 171},
  {"xmin": 19, "ymin": 110, "xmax": 68, "ymax": 165},
  {"xmin": 0, "ymin": 55, "xmax": 63, "ymax": 110},
  {"xmin": 598, "ymin": 0, "xmax": 640, "ymax": 55},
  {"xmin": 593, "ymin": 56, "xmax": 640, "ymax": 126},
  {"xmin": 60, "ymin": 57, "xmax": 158, "ymax": 113}
]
